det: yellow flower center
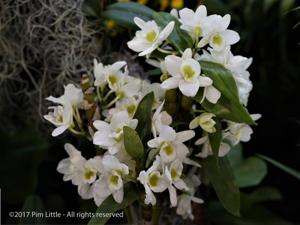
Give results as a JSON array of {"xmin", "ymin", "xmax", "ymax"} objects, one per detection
[
  {"xmin": 126, "ymin": 104, "xmax": 136, "ymax": 116},
  {"xmin": 163, "ymin": 144, "xmax": 174, "ymax": 156},
  {"xmin": 56, "ymin": 114, "xmax": 63, "ymax": 123},
  {"xmin": 146, "ymin": 31, "xmax": 157, "ymax": 43},
  {"xmin": 171, "ymin": 168, "xmax": 177, "ymax": 180},
  {"xmin": 149, "ymin": 172, "xmax": 159, "ymax": 187},
  {"xmin": 212, "ymin": 34, "xmax": 223, "ymax": 46},
  {"xmin": 108, "ymin": 74, "xmax": 118, "ymax": 87},
  {"xmin": 194, "ymin": 26, "xmax": 202, "ymax": 37},
  {"xmin": 116, "ymin": 90, "xmax": 125, "ymax": 99},
  {"xmin": 84, "ymin": 169, "xmax": 95, "ymax": 181},
  {"xmin": 182, "ymin": 64, "xmax": 195, "ymax": 81},
  {"xmin": 110, "ymin": 175, "xmax": 119, "ymax": 185},
  {"xmin": 114, "ymin": 127, "xmax": 124, "ymax": 142}
]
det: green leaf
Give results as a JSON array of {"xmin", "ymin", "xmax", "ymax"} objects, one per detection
[
  {"xmin": 123, "ymin": 126, "xmax": 144, "ymax": 160},
  {"xmin": 19, "ymin": 195, "xmax": 46, "ymax": 225},
  {"xmin": 102, "ymin": 2, "xmax": 154, "ymax": 28},
  {"xmin": 257, "ymin": 154, "xmax": 300, "ymax": 180},
  {"xmin": 245, "ymin": 186, "xmax": 282, "ymax": 205},
  {"xmin": 133, "ymin": 92, "xmax": 154, "ymax": 140},
  {"xmin": 228, "ymin": 145, "xmax": 267, "ymax": 188},
  {"xmin": 195, "ymin": 61, "xmax": 255, "ymax": 125},
  {"xmin": 203, "ymin": 156, "xmax": 240, "ymax": 217},
  {"xmin": 208, "ymin": 120, "xmax": 222, "ymax": 157},
  {"xmin": 235, "ymin": 157, "xmax": 267, "ymax": 188},
  {"xmin": 153, "ymin": 12, "xmax": 193, "ymax": 52},
  {"xmin": 227, "ymin": 144, "xmax": 243, "ymax": 168},
  {"xmin": 88, "ymin": 184, "xmax": 139, "ymax": 225},
  {"xmin": 200, "ymin": 61, "xmax": 240, "ymax": 104}
]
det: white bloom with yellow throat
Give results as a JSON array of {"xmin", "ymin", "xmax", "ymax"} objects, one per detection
[
  {"xmin": 138, "ymin": 156, "xmax": 168, "ymax": 205},
  {"xmin": 179, "ymin": 5, "xmax": 208, "ymax": 41},
  {"xmin": 164, "ymin": 160, "xmax": 189, "ymax": 207},
  {"xmin": 161, "ymin": 48, "xmax": 220, "ymax": 101},
  {"xmin": 189, "ymin": 112, "xmax": 216, "ymax": 133},
  {"xmin": 93, "ymin": 111, "xmax": 138, "ymax": 154},
  {"xmin": 127, "ymin": 17, "xmax": 175, "ymax": 56},
  {"xmin": 198, "ymin": 14, "xmax": 240, "ymax": 51},
  {"xmin": 57, "ymin": 144, "xmax": 102, "ymax": 199},
  {"xmin": 93, "ymin": 155, "xmax": 129, "ymax": 206},
  {"xmin": 44, "ymin": 84, "xmax": 84, "ymax": 136},
  {"xmin": 147, "ymin": 125, "xmax": 195, "ymax": 163},
  {"xmin": 94, "ymin": 59, "xmax": 127, "ymax": 90}
]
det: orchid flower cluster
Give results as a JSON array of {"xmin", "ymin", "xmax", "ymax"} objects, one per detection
[{"xmin": 44, "ymin": 4, "xmax": 260, "ymax": 221}]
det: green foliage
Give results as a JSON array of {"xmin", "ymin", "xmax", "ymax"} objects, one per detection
[
  {"xmin": 153, "ymin": 12, "xmax": 193, "ymax": 52},
  {"xmin": 88, "ymin": 184, "xmax": 139, "ymax": 225},
  {"xmin": 195, "ymin": 61, "xmax": 255, "ymax": 125},
  {"xmin": 228, "ymin": 145, "xmax": 267, "ymax": 188},
  {"xmin": 203, "ymin": 156, "xmax": 240, "ymax": 217},
  {"xmin": 123, "ymin": 126, "xmax": 144, "ymax": 160},
  {"xmin": 102, "ymin": 2, "xmax": 154, "ymax": 28},
  {"xmin": 257, "ymin": 154, "xmax": 300, "ymax": 180},
  {"xmin": 19, "ymin": 195, "xmax": 46, "ymax": 225},
  {"xmin": 207, "ymin": 186, "xmax": 289, "ymax": 225},
  {"xmin": 133, "ymin": 92, "xmax": 154, "ymax": 140},
  {"xmin": 0, "ymin": 129, "xmax": 47, "ymax": 204},
  {"xmin": 208, "ymin": 120, "xmax": 222, "ymax": 157}
]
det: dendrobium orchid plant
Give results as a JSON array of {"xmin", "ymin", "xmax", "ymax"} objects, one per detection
[{"xmin": 44, "ymin": 3, "xmax": 261, "ymax": 224}]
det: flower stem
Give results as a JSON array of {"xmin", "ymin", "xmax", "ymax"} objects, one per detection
[
  {"xmin": 151, "ymin": 205, "xmax": 161, "ymax": 225},
  {"xmin": 157, "ymin": 47, "xmax": 176, "ymax": 54},
  {"xmin": 124, "ymin": 206, "xmax": 133, "ymax": 224}
]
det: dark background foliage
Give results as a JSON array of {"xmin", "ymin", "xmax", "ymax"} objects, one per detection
[{"xmin": 0, "ymin": 0, "xmax": 299, "ymax": 224}]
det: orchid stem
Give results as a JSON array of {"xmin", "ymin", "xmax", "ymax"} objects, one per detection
[
  {"xmin": 124, "ymin": 206, "xmax": 133, "ymax": 224},
  {"xmin": 151, "ymin": 205, "xmax": 161, "ymax": 225},
  {"xmin": 157, "ymin": 47, "xmax": 176, "ymax": 54}
]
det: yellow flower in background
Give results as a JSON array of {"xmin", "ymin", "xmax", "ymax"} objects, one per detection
[
  {"xmin": 171, "ymin": 0, "xmax": 184, "ymax": 9},
  {"xmin": 138, "ymin": 0, "xmax": 149, "ymax": 4},
  {"xmin": 105, "ymin": 20, "xmax": 116, "ymax": 29},
  {"xmin": 160, "ymin": 0, "xmax": 169, "ymax": 10}
]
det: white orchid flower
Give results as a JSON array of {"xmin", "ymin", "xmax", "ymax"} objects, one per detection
[
  {"xmin": 138, "ymin": 156, "xmax": 168, "ymax": 205},
  {"xmin": 127, "ymin": 17, "xmax": 175, "ymax": 56},
  {"xmin": 113, "ymin": 76, "xmax": 142, "ymax": 102},
  {"xmin": 189, "ymin": 112, "xmax": 216, "ymax": 133},
  {"xmin": 176, "ymin": 172, "xmax": 204, "ymax": 219},
  {"xmin": 44, "ymin": 83, "xmax": 84, "ymax": 136},
  {"xmin": 93, "ymin": 155, "xmax": 129, "ymax": 206},
  {"xmin": 179, "ymin": 5, "xmax": 208, "ymax": 40},
  {"xmin": 57, "ymin": 143, "xmax": 86, "ymax": 185},
  {"xmin": 44, "ymin": 104, "xmax": 74, "ymax": 136},
  {"xmin": 56, "ymin": 144, "xmax": 102, "ymax": 199},
  {"xmin": 165, "ymin": 160, "xmax": 189, "ymax": 207},
  {"xmin": 200, "ymin": 47, "xmax": 252, "ymax": 105},
  {"xmin": 147, "ymin": 125, "xmax": 195, "ymax": 163},
  {"xmin": 198, "ymin": 14, "xmax": 240, "ymax": 51},
  {"xmin": 103, "ymin": 96, "xmax": 139, "ymax": 121},
  {"xmin": 195, "ymin": 135, "xmax": 231, "ymax": 158},
  {"xmin": 224, "ymin": 114, "xmax": 261, "ymax": 145},
  {"xmin": 46, "ymin": 84, "xmax": 83, "ymax": 107},
  {"xmin": 93, "ymin": 111, "xmax": 138, "ymax": 154},
  {"xmin": 93, "ymin": 59, "xmax": 127, "ymax": 90},
  {"xmin": 141, "ymin": 80, "xmax": 166, "ymax": 108},
  {"xmin": 152, "ymin": 101, "xmax": 173, "ymax": 137},
  {"xmin": 161, "ymin": 48, "xmax": 220, "ymax": 99}
]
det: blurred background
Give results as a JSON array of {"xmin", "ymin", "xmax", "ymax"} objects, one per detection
[{"xmin": 0, "ymin": 0, "xmax": 299, "ymax": 224}]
